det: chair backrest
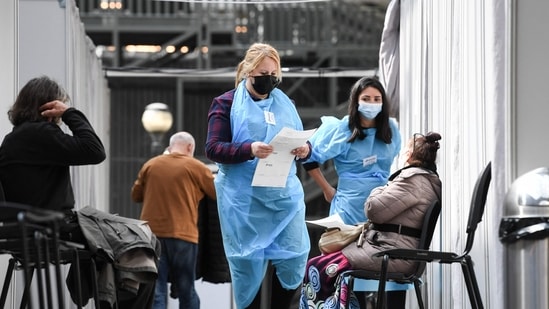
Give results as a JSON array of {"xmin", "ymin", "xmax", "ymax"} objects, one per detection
[
  {"xmin": 0, "ymin": 200, "xmax": 66, "ymax": 262},
  {"xmin": 0, "ymin": 201, "xmax": 33, "ymax": 222},
  {"xmin": 0, "ymin": 201, "xmax": 39, "ymax": 255},
  {"xmin": 0, "ymin": 201, "xmax": 65, "ymax": 224},
  {"xmin": 411, "ymin": 199, "xmax": 441, "ymax": 276},
  {"xmin": 464, "ymin": 162, "xmax": 492, "ymax": 254},
  {"xmin": 418, "ymin": 199, "xmax": 442, "ymax": 251}
]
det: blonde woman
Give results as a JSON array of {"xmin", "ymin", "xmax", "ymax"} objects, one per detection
[{"xmin": 205, "ymin": 43, "xmax": 311, "ymax": 309}]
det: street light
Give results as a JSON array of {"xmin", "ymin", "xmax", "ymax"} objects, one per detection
[{"xmin": 141, "ymin": 102, "xmax": 173, "ymax": 155}]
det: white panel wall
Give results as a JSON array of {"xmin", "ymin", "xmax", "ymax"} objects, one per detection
[
  {"xmin": 18, "ymin": 0, "xmax": 110, "ymax": 213},
  {"xmin": 514, "ymin": 0, "xmax": 549, "ymax": 177},
  {"xmin": 0, "ymin": 1, "xmax": 18, "ymax": 307},
  {"xmin": 398, "ymin": 0, "xmax": 549, "ymax": 307},
  {"xmin": 0, "ymin": 0, "xmax": 17, "ymax": 137},
  {"xmin": 398, "ymin": 0, "xmax": 508, "ymax": 308},
  {"xmin": 19, "ymin": 0, "xmax": 67, "ymax": 86}
]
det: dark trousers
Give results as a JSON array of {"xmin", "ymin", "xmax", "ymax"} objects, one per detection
[
  {"xmin": 386, "ymin": 290, "xmax": 407, "ymax": 308},
  {"xmin": 244, "ymin": 267, "xmax": 298, "ymax": 309},
  {"xmin": 154, "ymin": 238, "xmax": 199, "ymax": 309},
  {"xmin": 356, "ymin": 290, "xmax": 407, "ymax": 309}
]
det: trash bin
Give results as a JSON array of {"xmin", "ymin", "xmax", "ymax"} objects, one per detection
[{"xmin": 499, "ymin": 167, "xmax": 549, "ymax": 309}]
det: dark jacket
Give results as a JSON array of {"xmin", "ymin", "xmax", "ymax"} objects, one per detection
[
  {"xmin": 196, "ymin": 197, "xmax": 231, "ymax": 283},
  {"xmin": 0, "ymin": 108, "xmax": 105, "ymax": 212},
  {"xmin": 69, "ymin": 206, "xmax": 160, "ymax": 308}
]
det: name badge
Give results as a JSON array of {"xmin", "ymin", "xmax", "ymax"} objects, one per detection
[
  {"xmin": 363, "ymin": 155, "xmax": 377, "ymax": 167},
  {"xmin": 264, "ymin": 111, "xmax": 276, "ymax": 125}
]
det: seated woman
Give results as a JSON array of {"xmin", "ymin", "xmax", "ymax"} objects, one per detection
[{"xmin": 300, "ymin": 132, "xmax": 443, "ymax": 308}]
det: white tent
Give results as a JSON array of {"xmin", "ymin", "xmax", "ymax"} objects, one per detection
[{"xmin": 390, "ymin": 0, "xmax": 549, "ymax": 308}]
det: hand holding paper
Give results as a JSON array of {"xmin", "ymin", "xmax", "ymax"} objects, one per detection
[
  {"xmin": 251, "ymin": 141, "xmax": 274, "ymax": 159},
  {"xmin": 251, "ymin": 127, "xmax": 316, "ymax": 187}
]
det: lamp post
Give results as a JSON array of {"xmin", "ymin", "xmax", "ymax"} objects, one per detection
[{"xmin": 141, "ymin": 102, "xmax": 173, "ymax": 155}]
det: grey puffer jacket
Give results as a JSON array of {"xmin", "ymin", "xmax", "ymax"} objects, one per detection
[{"xmin": 342, "ymin": 166, "xmax": 441, "ymax": 274}]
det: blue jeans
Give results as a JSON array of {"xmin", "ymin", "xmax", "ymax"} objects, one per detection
[{"xmin": 153, "ymin": 238, "xmax": 199, "ymax": 309}]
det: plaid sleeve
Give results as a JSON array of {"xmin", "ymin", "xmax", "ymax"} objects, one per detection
[{"xmin": 205, "ymin": 90, "xmax": 253, "ymax": 164}]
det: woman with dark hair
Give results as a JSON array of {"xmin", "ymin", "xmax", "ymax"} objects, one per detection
[
  {"xmin": 0, "ymin": 75, "xmax": 106, "ymax": 212},
  {"xmin": 303, "ymin": 76, "xmax": 401, "ymax": 225},
  {"xmin": 300, "ymin": 132, "xmax": 443, "ymax": 308},
  {"xmin": 0, "ymin": 76, "xmax": 160, "ymax": 308},
  {"xmin": 303, "ymin": 76, "xmax": 405, "ymax": 306}
]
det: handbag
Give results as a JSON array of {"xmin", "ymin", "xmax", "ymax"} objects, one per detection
[{"xmin": 318, "ymin": 222, "xmax": 369, "ymax": 254}]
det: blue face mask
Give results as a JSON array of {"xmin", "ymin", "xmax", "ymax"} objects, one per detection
[{"xmin": 358, "ymin": 101, "xmax": 382, "ymax": 119}]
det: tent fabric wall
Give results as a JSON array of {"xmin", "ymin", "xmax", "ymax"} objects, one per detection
[
  {"xmin": 393, "ymin": 0, "xmax": 508, "ymax": 308},
  {"xmin": 485, "ymin": 0, "xmax": 507, "ymax": 307},
  {"xmin": 64, "ymin": 0, "xmax": 111, "ymax": 213},
  {"xmin": 0, "ymin": 0, "xmax": 18, "ymax": 306},
  {"xmin": 17, "ymin": 0, "xmax": 109, "ymax": 214},
  {"xmin": 378, "ymin": 0, "xmax": 400, "ymax": 118}
]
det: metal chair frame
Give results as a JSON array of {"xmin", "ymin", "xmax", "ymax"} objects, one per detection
[
  {"xmin": 0, "ymin": 202, "xmax": 65, "ymax": 309},
  {"xmin": 0, "ymin": 201, "xmax": 100, "ymax": 309}
]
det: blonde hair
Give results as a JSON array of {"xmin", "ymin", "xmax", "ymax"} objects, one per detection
[{"xmin": 234, "ymin": 43, "xmax": 282, "ymax": 87}]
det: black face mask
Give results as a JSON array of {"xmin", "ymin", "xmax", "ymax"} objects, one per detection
[{"xmin": 251, "ymin": 75, "xmax": 280, "ymax": 95}]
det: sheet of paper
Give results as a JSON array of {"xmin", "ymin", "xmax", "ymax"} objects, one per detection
[
  {"xmin": 251, "ymin": 127, "xmax": 316, "ymax": 187},
  {"xmin": 306, "ymin": 213, "xmax": 356, "ymax": 231}
]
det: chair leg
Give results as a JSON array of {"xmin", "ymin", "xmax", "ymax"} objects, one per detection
[
  {"xmin": 413, "ymin": 279, "xmax": 425, "ymax": 309},
  {"xmin": 40, "ymin": 232, "xmax": 55, "ymax": 309},
  {"xmin": 461, "ymin": 256, "xmax": 484, "ymax": 309},
  {"xmin": 347, "ymin": 273, "xmax": 355, "ymax": 291},
  {"xmin": 0, "ymin": 258, "xmax": 16, "ymax": 307},
  {"xmin": 72, "ymin": 249, "xmax": 83, "ymax": 309},
  {"xmin": 19, "ymin": 219, "xmax": 33, "ymax": 309},
  {"xmin": 51, "ymin": 222, "xmax": 65, "ymax": 309},
  {"xmin": 89, "ymin": 257, "xmax": 101, "ymax": 309},
  {"xmin": 33, "ymin": 232, "xmax": 47, "ymax": 309},
  {"xmin": 70, "ymin": 250, "xmax": 100, "ymax": 309},
  {"xmin": 375, "ymin": 254, "xmax": 389, "ymax": 309},
  {"xmin": 20, "ymin": 268, "xmax": 35, "ymax": 309}
]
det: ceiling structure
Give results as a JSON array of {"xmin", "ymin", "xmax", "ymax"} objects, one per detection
[
  {"xmin": 75, "ymin": 0, "xmax": 391, "ymax": 211},
  {"xmin": 77, "ymin": 0, "xmax": 389, "ymax": 71}
]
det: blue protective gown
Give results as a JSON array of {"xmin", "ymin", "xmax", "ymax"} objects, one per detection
[
  {"xmin": 215, "ymin": 81, "xmax": 310, "ymax": 308},
  {"xmin": 306, "ymin": 115, "xmax": 410, "ymax": 292},
  {"xmin": 307, "ymin": 115, "xmax": 401, "ymax": 224}
]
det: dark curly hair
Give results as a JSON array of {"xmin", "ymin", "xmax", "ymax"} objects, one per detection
[
  {"xmin": 408, "ymin": 131, "xmax": 442, "ymax": 173},
  {"xmin": 8, "ymin": 76, "xmax": 69, "ymax": 126}
]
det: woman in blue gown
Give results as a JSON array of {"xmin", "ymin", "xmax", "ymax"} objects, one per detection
[
  {"xmin": 205, "ymin": 43, "xmax": 311, "ymax": 309},
  {"xmin": 302, "ymin": 76, "xmax": 407, "ymax": 307}
]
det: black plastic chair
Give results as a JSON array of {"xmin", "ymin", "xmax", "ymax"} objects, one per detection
[
  {"xmin": 364, "ymin": 162, "xmax": 492, "ymax": 309},
  {"xmin": 344, "ymin": 198, "xmax": 442, "ymax": 309},
  {"xmin": 0, "ymin": 201, "xmax": 66, "ymax": 309},
  {"xmin": 0, "ymin": 201, "xmax": 100, "ymax": 309}
]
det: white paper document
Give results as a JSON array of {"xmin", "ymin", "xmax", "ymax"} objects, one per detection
[
  {"xmin": 306, "ymin": 213, "xmax": 356, "ymax": 231},
  {"xmin": 251, "ymin": 127, "xmax": 316, "ymax": 187}
]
